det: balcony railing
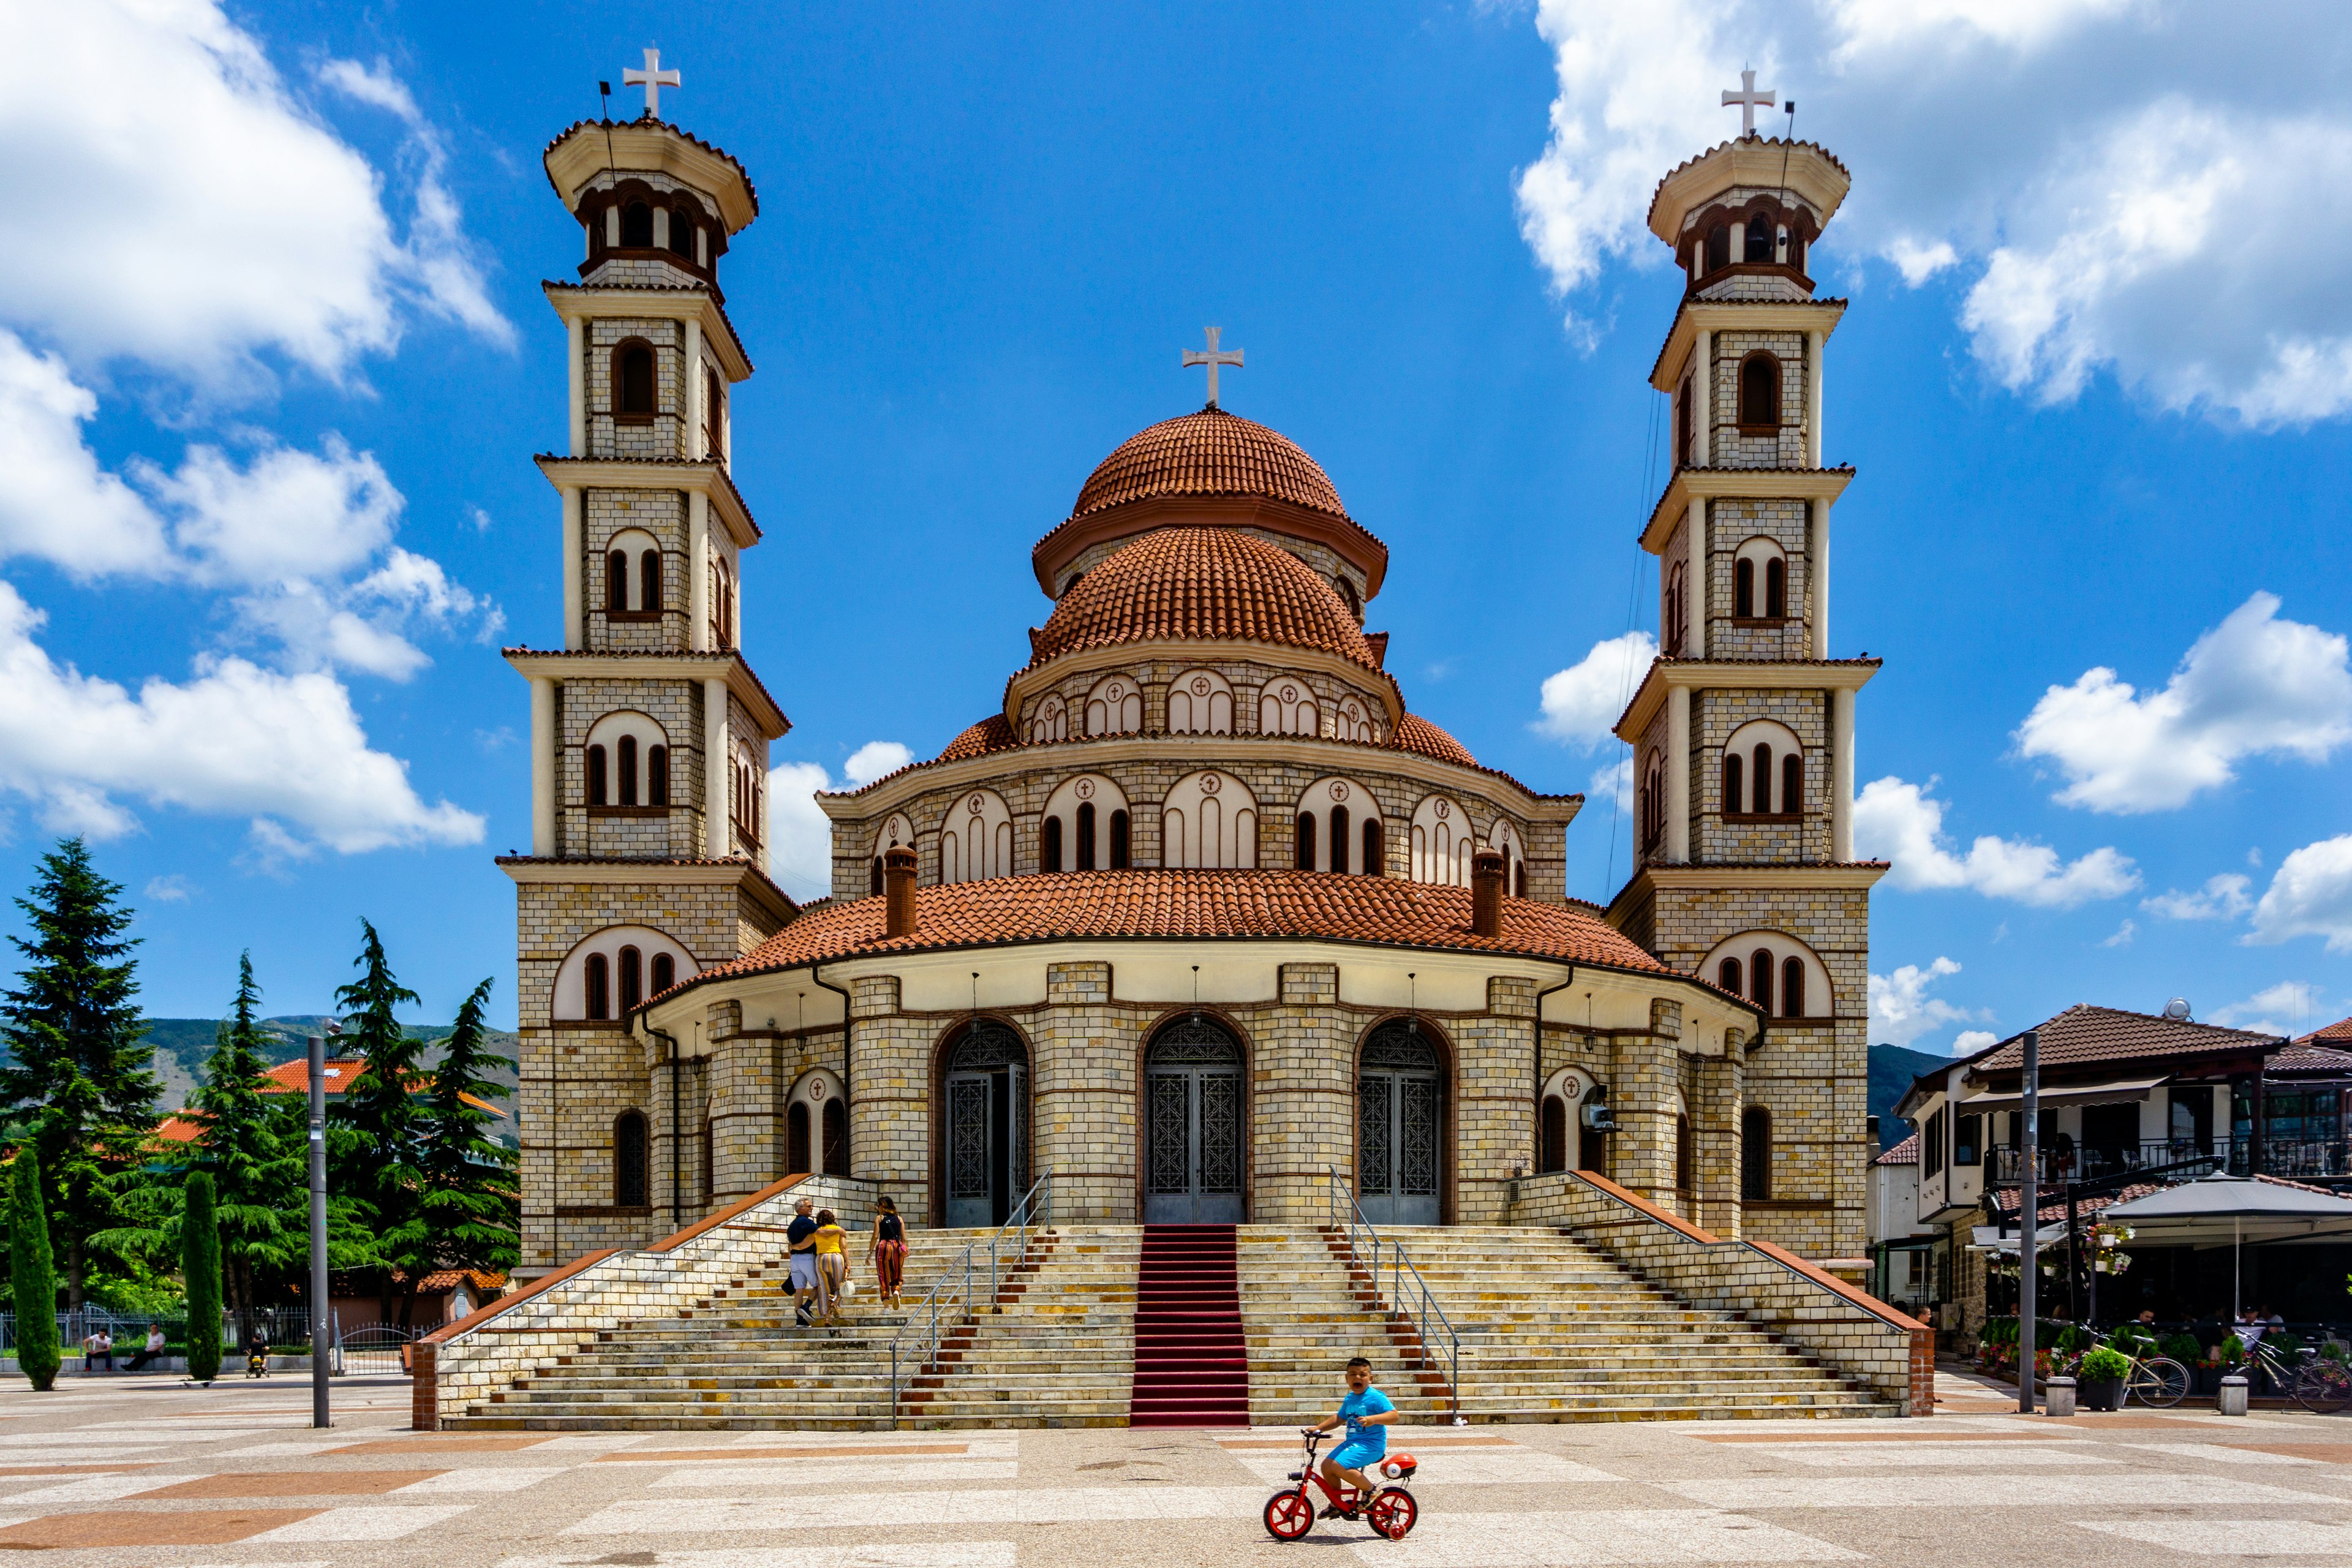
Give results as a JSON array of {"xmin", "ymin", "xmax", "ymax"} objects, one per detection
[{"xmin": 1985, "ymin": 1136, "xmax": 2352, "ymax": 1188}]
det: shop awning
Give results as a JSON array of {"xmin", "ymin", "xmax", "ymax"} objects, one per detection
[
  {"xmin": 1968, "ymin": 1223, "xmax": 2068, "ymax": 1253},
  {"xmin": 2100, "ymin": 1174, "xmax": 2352, "ymax": 1248},
  {"xmin": 1958, "ymin": 1075, "xmax": 2169, "ymax": 1112}
]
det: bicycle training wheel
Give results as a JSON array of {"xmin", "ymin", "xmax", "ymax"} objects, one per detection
[
  {"xmin": 1366, "ymin": 1487, "xmax": 1418, "ymax": 1540},
  {"xmin": 1264, "ymin": 1490, "xmax": 1314, "ymax": 1542},
  {"xmin": 2296, "ymin": 1360, "xmax": 2352, "ymax": 1415},
  {"xmin": 2130, "ymin": 1356, "xmax": 2190, "ymax": 1408}
]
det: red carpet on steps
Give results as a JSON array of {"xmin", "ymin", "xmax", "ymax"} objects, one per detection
[{"xmin": 1129, "ymin": 1224, "xmax": 1251, "ymax": 1427}]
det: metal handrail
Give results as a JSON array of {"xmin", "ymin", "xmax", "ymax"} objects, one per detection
[
  {"xmin": 888, "ymin": 1172, "xmax": 1054, "ymax": 1428},
  {"xmin": 1325, "ymin": 1166, "xmax": 1463, "ymax": 1422}
]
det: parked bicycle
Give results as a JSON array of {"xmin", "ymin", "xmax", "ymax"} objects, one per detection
[
  {"xmin": 2057, "ymin": 1343, "xmax": 2190, "ymax": 1408},
  {"xmin": 2231, "ymin": 1338, "xmax": 2352, "ymax": 1414}
]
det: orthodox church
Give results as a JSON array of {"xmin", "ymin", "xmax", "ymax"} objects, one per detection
[{"xmin": 501, "ymin": 69, "xmax": 1881, "ymax": 1278}]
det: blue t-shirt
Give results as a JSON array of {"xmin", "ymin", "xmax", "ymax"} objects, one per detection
[{"xmin": 1338, "ymin": 1386, "xmax": 1393, "ymax": 1452}]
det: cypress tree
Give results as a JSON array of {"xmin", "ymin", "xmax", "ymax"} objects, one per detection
[
  {"xmin": 191, "ymin": 955, "xmax": 304, "ymax": 1345},
  {"xmin": 0, "ymin": 840, "xmax": 161, "ymax": 1306},
  {"xmin": 331, "ymin": 921, "xmax": 424, "ymax": 1324},
  {"xmin": 181, "ymin": 1172, "xmax": 220, "ymax": 1383},
  {"xmin": 416, "ymin": 980, "xmax": 518, "ymax": 1289},
  {"xmin": 9, "ymin": 1151, "xmax": 58, "ymax": 1390}
]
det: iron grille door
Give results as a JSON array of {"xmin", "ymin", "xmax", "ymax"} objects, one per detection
[
  {"xmin": 1359, "ymin": 1073, "xmax": 1393, "ymax": 1196},
  {"xmin": 1399, "ymin": 1074, "xmax": 1439, "ymax": 1196},
  {"xmin": 1148, "ymin": 1074, "xmax": 1191, "ymax": 1196},
  {"xmin": 1199, "ymin": 1071, "xmax": 1242, "ymax": 1194}
]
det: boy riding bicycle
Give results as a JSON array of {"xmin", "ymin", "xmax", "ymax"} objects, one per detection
[{"xmin": 1303, "ymin": 1355, "xmax": 1396, "ymax": 1519}]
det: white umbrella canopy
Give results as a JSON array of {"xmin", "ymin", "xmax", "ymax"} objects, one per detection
[{"xmin": 2101, "ymin": 1174, "xmax": 2352, "ymax": 1248}]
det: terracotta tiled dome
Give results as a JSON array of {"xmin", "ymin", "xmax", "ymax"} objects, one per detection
[
  {"xmin": 1392, "ymin": 714, "xmax": 1476, "ymax": 766},
  {"xmin": 1029, "ymin": 527, "xmax": 1377, "ymax": 669},
  {"xmin": 1071, "ymin": 409, "xmax": 1348, "ymax": 521},
  {"xmin": 933, "ymin": 714, "xmax": 1016, "ymax": 763}
]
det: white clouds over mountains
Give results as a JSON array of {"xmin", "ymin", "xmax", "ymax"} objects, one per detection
[
  {"xmin": 1852, "ymin": 775, "xmax": 2139, "ymax": 908},
  {"xmin": 1513, "ymin": 0, "xmax": 2352, "ymax": 423}
]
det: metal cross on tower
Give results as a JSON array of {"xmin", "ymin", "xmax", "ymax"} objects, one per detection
[
  {"xmin": 1182, "ymin": 327, "xmax": 1244, "ymax": 409},
  {"xmin": 1722, "ymin": 68, "xmax": 1776, "ymax": 137},
  {"xmin": 624, "ymin": 48, "xmax": 682, "ymax": 119}
]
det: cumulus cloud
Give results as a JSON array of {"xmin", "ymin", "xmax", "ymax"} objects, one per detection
[
  {"xmin": 2207, "ymin": 981, "xmax": 2324, "ymax": 1036},
  {"xmin": 1853, "ymin": 775, "xmax": 2138, "ymax": 907},
  {"xmin": 2016, "ymin": 594, "xmax": 2352, "ymax": 813},
  {"xmin": 2248, "ymin": 834, "xmax": 2352, "ymax": 952},
  {"xmin": 0, "ymin": 2, "xmax": 505, "ymax": 388},
  {"xmin": 766, "ymin": 743, "xmax": 916, "ymax": 902},
  {"xmin": 143, "ymin": 874, "xmax": 195, "ymax": 903},
  {"xmin": 1589, "ymin": 755, "xmax": 1634, "ymax": 814},
  {"xmin": 843, "ymin": 742, "xmax": 916, "ymax": 786},
  {"xmin": 1868, "ymin": 956, "xmax": 1988, "ymax": 1049},
  {"xmin": 2144, "ymin": 873, "xmax": 2254, "ymax": 922},
  {"xmin": 1510, "ymin": 1, "xmax": 2352, "ymax": 423},
  {"xmin": 0, "ymin": 335, "xmax": 173, "ymax": 577},
  {"xmin": 1536, "ymin": 631, "xmax": 1656, "ymax": 747},
  {"xmin": 0, "ymin": 581, "xmax": 480, "ymax": 853},
  {"xmin": 2101, "ymin": 919, "xmax": 2136, "ymax": 949},
  {"xmin": 1952, "ymin": 1029, "xmax": 1999, "ymax": 1057}
]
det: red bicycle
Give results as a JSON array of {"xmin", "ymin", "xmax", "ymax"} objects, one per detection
[{"xmin": 1262, "ymin": 1429, "xmax": 1418, "ymax": 1542}]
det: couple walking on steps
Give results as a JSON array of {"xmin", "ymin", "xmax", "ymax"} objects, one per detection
[{"xmin": 785, "ymin": 1194, "xmax": 909, "ymax": 1329}]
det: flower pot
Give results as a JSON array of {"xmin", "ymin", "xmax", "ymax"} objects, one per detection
[
  {"xmin": 2079, "ymin": 1377, "xmax": 2125, "ymax": 1412},
  {"xmin": 2195, "ymin": 1365, "xmax": 2223, "ymax": 1396}
]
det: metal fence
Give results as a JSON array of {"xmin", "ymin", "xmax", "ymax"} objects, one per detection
[
  {"xmin": 0, "ymin": 1305, "xmax": 314, "ymax": 1355},
  {"xmin": 1988, "ymin": 1137, "xmax": 2352, "ymax": 1186}
]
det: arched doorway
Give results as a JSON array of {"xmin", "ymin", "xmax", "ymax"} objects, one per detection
[
  {"xmin": 787, "ymin": 1068, "xmax": 846, "ymax": 1177},
  {"xmin": 941, "ymin": 1020, "xmax": 1029, "ymax": 1227},
  {"xmin": 1143, "ymin": 1015, "xmax": 1246, "ymax": 1223},
  {"xmin": 1358, "ymin": 1020, "xmax": 1444, "ymax": 1225}
]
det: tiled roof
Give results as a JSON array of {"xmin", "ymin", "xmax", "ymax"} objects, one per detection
[
  {"xmin": 1390, "ymin": 714, "xmax": 1476, "ymax": 766},
  {"xmin": 2271, "ymin": 1042, "xmax": 2352, "ymax": 1074},
  {"xmin": 936, "ymin": 715, "xmax": 1017, "ymax": 763},
  {"xmin": 1969, "ymin": 1003, "xmax": 2281, "ymax": 1077},
  {"xmin": 668, "ymin": 869, "xmax": 1672, "ymax": 995},
  {"xmin": 1028, "ymin": 527, "xmax": 1379, "ymax": 671},
  {"xmin": 540, "ymin": 116, "xmax": 760, "ymax": 217},
  {"xmin": 1649, "ymin": 137, "xmax": 1852, "ymax": 201},
  {"xmin": 412, "ymin": 1268, "xmax": 508, "ymax": 1294},
  {"xmin": 155, "ymin": 1058, "xmax": 506, "ymax": 1142},
  {"xmin": 1875, "ymin": 1133, "xmax": 1918, "ymax": 1166},
  {"xmin": 1070, "ymin": 408, "xmax": 1348, "ymax": 521},
  {"xmin": 2297, "ymin": 1016, "xmax": 2352, "ymax": 1046}
]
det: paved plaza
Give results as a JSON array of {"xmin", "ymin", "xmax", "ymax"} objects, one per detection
[{"xmin": 0, "ymin": 1370, "xmax": 2345, "ymax": 1565}]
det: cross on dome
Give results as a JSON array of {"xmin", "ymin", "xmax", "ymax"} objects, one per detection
[
  {"xmin": 1722, "ymin": 68, "xmax": 1776, "ymax": 138},
  {"xmin": 624, "ymin": 48, "xmax": 681, "ymax": 119},
  {"xmin": 1182, "ymin": 326, "xmax": 1244, "ymax": 409}
]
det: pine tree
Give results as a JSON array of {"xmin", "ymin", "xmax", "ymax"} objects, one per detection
[
  {"xmin": 415, "ymin": 979, "xmax": 519, "ymax": 1289},
  {"xmin": 181, "ymin": 1171, "xmax": 221, "ymax": 1382},
  {"xmin": 181, "ymin": 955, "xmax": 306, "ymax": 1343},
  {"xmin": 8, "ymin": 1150, "xmax": 58, "ymax": 1390},
  {"xmin": 0, "ymin": 840, "xmax": 162, "ymax": 1306},
  {"xmin": 331, "ymin": 920, "xmax": 425, "ymax": 1325}
]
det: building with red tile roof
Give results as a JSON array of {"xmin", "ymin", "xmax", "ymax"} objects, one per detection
[{"xmin": 153, "ymin": 1057, "xmax": 509, "ymax": 1146}]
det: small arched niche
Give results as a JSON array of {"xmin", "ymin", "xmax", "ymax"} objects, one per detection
[
  {"xmin": 940, "ymin": 788, "xmax": 1014, "ymax": 883},
  {"xmin": 1732, "ymin": 535, "xmax": 1789, "ymax": 622},
  {"xmin": 1166, "ymin": 669, "xmax": 1234, "ymax": 736},
  {"xmin": 786, "ymin": 1068, "xmax": 848, "ymax": 1177},
  {"xmin": 553, "ymin": 924, "xmax": 698, "ymax": 1021},
  {"xmin": 1409, "ymin": 795, "xmax": 1475, "ymax": 887},
  {"xmin": 1721, "ymin": 718, "xmax": 1802, "ymax": 820},
  {"xmin": 1084, "ymin": 673, "xmax": 1142, "ymax": 737},
  {"xmin": 868, "ymin": 813, "xmax": 914, "ymax": 894},
  {"xmin": 1163, "ymin": 771, "xmax": 1258, "ymax": 869},
  {"xmin": 1702, "ymin": 929, "xmax": 1830, "ymax": 1022},
  {"xmin": 584, "ymin": 710, "xmax": 670, "ymax": 809}
]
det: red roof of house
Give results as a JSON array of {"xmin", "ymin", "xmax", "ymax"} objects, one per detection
[
  {"xmin": 154, "ymin": 1057, "xmax": 506, "ymax": 1144},
  {"xmin": 1967, "ymin": 1004, "xmax": 2280, "ymax": 1077},
  {"xmin": 1875, "ymin": 1133, "xmax": 1918, "ymax": 1166},
  {"xmin": 2296, "ymin": 1016, "xmax": 2352, "ymax": 1046}
]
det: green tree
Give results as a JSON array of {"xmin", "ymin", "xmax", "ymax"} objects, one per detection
[
  {"xmin": 8, "ymin": 1150, "xmax": 58, "ymax": 1390},
  {"xmin": 331, "ymin": 920, "xmax": 425, "ymax": 1324},
  {"xmin": 415, "ymin": 979, "xmax": 519, "ymax": 1291},
  {"xmin": 0, "ymin": 840, "xmax": 162, "ymax": 1305},
  {"xmin": 181, "ymin": 1171, "xmax": 220, "ymax": 1382}
]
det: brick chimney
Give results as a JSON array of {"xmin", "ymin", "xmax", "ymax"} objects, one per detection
[
  {"xmin": 1471, "ymin": 848, "xmax": 1506, "ymax": 938},
  {"xmin": 883, "ymin": 845, "xmax": 918, "ymax": 937}
]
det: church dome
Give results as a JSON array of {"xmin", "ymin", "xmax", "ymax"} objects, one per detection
[
  {"xmin": 1028, "ymin": 527, "xmax": 1378, "ymax": 670},
  {"xmin": 1071, "ymin": 408, "xmax": 1349, "ymax": 520},
  {"xmin": 1391, "ymin": 714, "xmax": 1477, "ymax": 767}
]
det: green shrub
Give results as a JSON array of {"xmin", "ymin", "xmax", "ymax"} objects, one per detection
[
  {"xmin": 2160, "ymin": 1333, "xmax": 2201, "ymax": 1361},
  {"xmin": 2222, "ymin": 1335, "xmax": 2245, "ymax": 1362},
  {"xmin": 2079, "ymin": 1346, "xmax": 2132, "ymax": 1380},
  {"xmin": 181, "ymin": 1172, "xmax": 221, "ymax": 1384},
  {"xmin": 7, "ymin": 1153, "xmax": 58, "ymax": 1392}
]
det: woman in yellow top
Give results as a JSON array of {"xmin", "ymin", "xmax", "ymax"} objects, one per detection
[{"xmin": 811, "ymin": 1209, "xmax": 851, "ymax": 1327}]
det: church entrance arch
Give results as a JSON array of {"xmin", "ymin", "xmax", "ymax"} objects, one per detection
[
  {"xmin": 1143, "ymin": 1015, "xmax": 1246, "ymax": 1224},
  {"xmin": 939, "ymin": 1019, "xmax": 1030, "ymax": 1228},
  {"xmin": 1357, "ymin": 1020, "xmax": 1445, "ymax": 1226}
]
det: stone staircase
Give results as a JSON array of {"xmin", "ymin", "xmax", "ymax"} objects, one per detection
[
  {"xmin": 1238, "ymin": 1225, "xmax": 1455, "ymax": 1424},
  {"xmin": 899, "ymin": 1226, "xmax": 1140, "ymax": 1429}
]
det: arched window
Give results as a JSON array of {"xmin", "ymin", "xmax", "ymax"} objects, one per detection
[
  {"xmin": 1076, "ymin": 802, "xmax": 1098, "ymax": 870},
  {"xmin": 1705, "ymin": 222, "xmax": 1730, "ymax": 272},
  {"xmin": 639, "ymin": 549, "xmax": 662, "ymax": 613},
  {"xmin": 615, "ymin": 342, "xmax": 656, "ymax": 417},
  {"xmin": 1719, "ymin": 956, "xmax": 1743, "ymax": 997},
  {"xmin": 1330, "ymin": 805, "xmax": 1350, "ymax": 874},
  {"xmin": 1750, "ymin": 949, "xmax": 1775, "ymax": 1016},
  {"xmin": 1337, "ymin": 575, "xmax": 1361, "ymax": 622},
  {"xmin": 1640, "ymin": 753, "xmax": 1665, "ymax": 853},
  {"xmin": 1781, "ymin": 956, "xmax": 1806, "ymax": 1019},
  {"xmin": 1084, "ymin": 673, "xmax": 1142, "ymax": 736},
  {"xmin": 1664, "ymin": 561, "xmax": 1687, "ymax": 655},
  {"xmin": 1733, "ymin": 537, "xmax": 1788, "ymax": 622},
  {"xmin": 1781, "ymin": 752, "xmax": 1802, "ymax": 817},
  {"xmin": 1363, "ymin": 818, "xmax": 1384, "ymax": 876},
  {"xmin": 614, "ymin": 1110, "xmax": 648, "ymax": 1207},
  {"xmin": 669, "ymin": 206, "xmax": 696, "ymax": 258},
  {"xmin": 648, "ymin": 745, "xmax": 669, "ymax": 807},
  {"xmin": 710, "ymin": 557, "xmax": 734, "ymax": 649},
  {"xmin": 1041, "ymin": 814, "xmax": 1063, "ymax": 873},
  {"xmin": 1539, "ymin": 1095, "xmax": 1567, "ymax": 1175},
  {"xmin": 1294, "ymin": 811, "xmax": 1316, "ymax": 870},
  {"xmin": 1744, "ymin": 215, "xmax": 1776, "ymax": 263},
  {"xmin": 1167, "ymin": 671, "xmax": 1233, "ymax": 736},
  {"xmin": 1733, "ymin": 557, "xmax": 1754, "ymax": 619},
  {"xmin": 1110, "ymin": 810, "xmax": 1130, "ymax": 869},
  {"xmin": 1702, "ymin": 930, "xmax": 1830, "ymax": 1028},
  {"xmin": 1722, "ymin": 751, "xmax": 1744, "ymax": 815},
  {"xmin": 1751, "ymin": 742, "xmax": 1772, "ymax": 815},
  {"xmin": 606, "ymin": 549, "xmax": 628, "ymax": 612},
  {"xmin": 700, "ymin": 1116, "xmax": 715, "ymax": 1207},
  {"xmin": 1741, "ymin": 1106, "xmax": 1772, "ymax": 1200},
  {"xmin": 620, "ymin": 201, "xmax": 654, "ymax": 247},
  {"xmin": 587, "ymin": 745, "xmax": 609, "ymax": 806},
  {"xmin": 703, "ymin": 366, "xmax": 724, "ymax": 458},
  {"xmin": 1764, "ymin": 556, "xmax": 1786, "ymax": 620},
  {"xmin": 585, "ymin": 954, "xmax": 610, "ymax": 1020},
  {"xmin": 1676, "ymin": 1112, "xmax": 1694, "ymax": 1193},
  {"xmin": 1029, "ymin": 693, "xmax": 1068, "ymax": 744},
  {"xmin": 1514, "ymin": 862, "xmax": 1526, "ymax": 895},
  {"xmin": 1724, "ymin": 719, "xmax": 1801, "ymax": 818},
  {"xmin": 1294, "ymin": 777, "xmax": 1382, "ymax": 869},
  {"xmin": 823, "ymin": 1098, "xmax": 847, "ymax": 1175},
  {"xmin": 1675, "ymin": 381, "xmax": 1692, "ymax": 470},
  {"xmin": 1259, "ymin": 678, "xmax": 1319, "ymax": 736},
  {"xmin": 618, "ymin": 945, "xmax": 643, "ymax": 1013},
  {"xmin": 1043, "ymin": 777, "xmax": 1127, "ymax": 878},
  {"xmin": 869, "ymin": 858, "xmax": 883, "ymax": 895},
  {"xmin": 612, "ymin": 735, "xmax": 635, "ymax": 806},
  {"xmin": 1738, "ymin": 352, "xmax": 1779, "ymax": 429},
  {"xmin": 787, "ymin": 1101, "xmax": 811, "ymax": 1174},
  {"xmin": 1787, "ymin": 230, "xmax": 1805, "ymax": 271},
  {"xmin": 650, "ymin": 952, "xmax": 675, "ymax": 995}
]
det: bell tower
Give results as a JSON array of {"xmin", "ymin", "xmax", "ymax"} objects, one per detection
[
  {"xmin": 502, "ymin": 61, "xmax": 796, "ymax": 1278},
  {"xmin": 1608, "ymin": 92, "xmax": 1883, "ymax": 1261}
]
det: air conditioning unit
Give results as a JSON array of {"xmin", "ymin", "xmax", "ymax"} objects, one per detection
[{"xmin": 1580, "ymin": 1102, "xmax": 1616, "ymax": 1133}]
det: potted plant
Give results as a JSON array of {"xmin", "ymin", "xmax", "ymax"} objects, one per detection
[{"xmin": 2078, "ymin": 1346, "xmax": 2130, "ymax": 1410}]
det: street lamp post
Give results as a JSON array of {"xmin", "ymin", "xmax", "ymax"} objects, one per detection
[
  {"xmin": 2018, "ymin": 1028, "xmax": 2040, "ymax": 1415},
  {"xmin": 308, "ymin": 1029, "xmax": 334, "ymax": 1428}
]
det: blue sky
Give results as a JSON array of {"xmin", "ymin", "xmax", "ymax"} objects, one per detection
[{"xmin": 1, "ymin": 1, "xmax": 2347, "ymax": 1050}]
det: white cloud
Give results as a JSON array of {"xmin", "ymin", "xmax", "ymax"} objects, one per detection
[
  {"xmin": 1510, "ymin": 1, "xmax": 2352, "ymax": 423},
  {"xmin": 1868, "ymin": 956, "xmax": 1988, "ymax": 1048},
  {"xmin": 0, "ymin": 2, "xmax": 506, "ymax": 389},
  {"xmin": 1536, "ymin": 631, "xmax": 1656, "ymax": 747},
  {"xmin": 2101, "ymin": 919, "xmax": 2136, "ymax": 948},
  {"xmin": 142, "ymin": 874, "xmax": 195, "ymax": 903},
  {"xmin": 1952, "ymin": 1030, "xmax": 1999, "ymax": 1057},
  {"xmin": 843, "ymin": 742, "xmax": 916, "ymax": 786},
  {"xmin": 157, "ymin": 436, "xmax": 400, "ymax": 585},
  {"xmin": 0, "ymin": 334, "xmax": 172, "ymax": 577},
  {"xmin": 766, "ymin": 742, "xmax": 917, "ymax": 902},
  {"xmin": 1853, "ymin": 775, "xmax": 2138, "ymax": 908},
  {"xmin": 1589, "ymin": 754, "xmax": 1634, "ymax": 813},
  {"xmin": 2144, "ymin": 873, "xmax": 2254, "ymax": 922},
  {"xmin": 2248, "ymin": 834, "xmax": 2352, "ymax": 952},
  {"xmin": 2209, "ymin": 981, "xmax": 2324, "ymax": 1037},
  {"xmin": 2016, "ymin": 594, "xmax": 2352, "ymax": 813},
  {"xmin": 0, "ymin": 580, "xmax": 480, "ymax": 854}
]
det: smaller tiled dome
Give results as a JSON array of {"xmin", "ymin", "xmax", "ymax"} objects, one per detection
[
  {"xmin": 1072, "ymin": 409, "xmax": 1348, "ymax": 520},
  {"xmin": 1392, "ymin": 714, "xmax": 1476, "ymax": 766},
  {"xmin": 934, "ymin": 715, "xmax": 1016, "ymax": 763},
  {"xmin": 1030, "ymin": 527, "xmax": 1377, "ymax": 670}
]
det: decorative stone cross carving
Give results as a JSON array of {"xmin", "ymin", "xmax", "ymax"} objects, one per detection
[
  {"xmin": 624, "ymin": 48, "xmax": 681, "ymax": 118},
  {"xmin": 1182, "ymin": 327, "xmax": 1243, "ymax": 409},
  {"xmin": 1722, "ymin": 69, "xmax": 1776, "ymax": 137}
]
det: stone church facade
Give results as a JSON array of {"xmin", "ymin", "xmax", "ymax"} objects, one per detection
[{"xmin": 503, "ymin": 108, "xmax": 1882, "ymax": 1277}]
